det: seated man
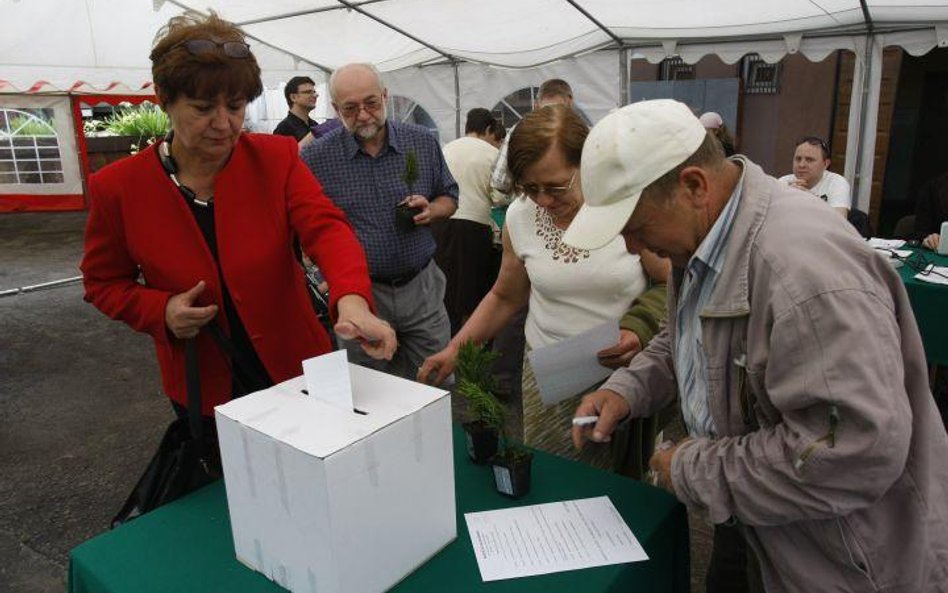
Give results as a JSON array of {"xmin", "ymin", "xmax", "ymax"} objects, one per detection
[
  {"xmin": 914, "ymin": 171, "xmax": 948, "ymax": 251},
  {"xmin": 778, "ymin": 136, "xmax": 850, "ymax": 217}
]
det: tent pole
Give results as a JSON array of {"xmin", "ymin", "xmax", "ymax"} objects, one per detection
[
  {"xmin": 619, "ymin": 48, "xmax": 630, "ymax": 107},
  {"xmin": 849, "ymin": 0, "xmax": 879, "ymax": 215},
  {"xmin": 454, "ymin": 61, "xmax": 461, "ymax": 140},
  {"xmin": 845, "ymin": 34, "xmax": 882, "ymax": 215}
]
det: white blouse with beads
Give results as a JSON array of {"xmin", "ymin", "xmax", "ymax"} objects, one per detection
[{"xmin": 506, "ymin": 196, "xmax": 647, "ymax": 349}]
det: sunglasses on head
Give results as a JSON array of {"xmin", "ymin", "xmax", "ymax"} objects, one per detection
[
  {"xmin": 173, "ymin": 38, "xmax": 252, "ymax": 59},
  {"xmin": 798, "ymin": 136, "xmax": 830, "ymax": 157}
]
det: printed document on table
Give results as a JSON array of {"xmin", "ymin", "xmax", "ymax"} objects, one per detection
[
  {"xmin": 527, "ymin": 321, "xmax": 620, "ymax": 405},
  {"xmin": 465, "ymin": 496, "xmax": 647, "ymax": 581}
]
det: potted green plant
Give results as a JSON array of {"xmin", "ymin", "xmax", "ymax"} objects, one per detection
[
  {"xmin": 455, "ymin": 342, "xmax": 534, "ymax": 497},
  {"xmin": 84, "ymin": 104, "xmax": 171, "ymax": 171},
  {"xmin": 455, "ymin": 341, "xmax": 502, "ymax": 463},
  {"xmin": 395, "ymin": 150, "xmax": 422, "ymax": 231},
  {"xmin": 102, "ymin": 104, "xmax": 170, "ymax": 152}
]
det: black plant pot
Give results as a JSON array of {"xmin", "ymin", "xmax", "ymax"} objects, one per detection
[
  {"xmin": 394, "ymin": 203, "xmax": 422, "ymax": 231},
  {"xmin": 491, "ymin": 449, "xmax": 533, "ymax": 498},
  {"xmin": 462, "ymin": 421, "xmax": 499, "ymax": 464}
]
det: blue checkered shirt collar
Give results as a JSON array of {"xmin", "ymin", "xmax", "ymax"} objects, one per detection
[{"xmin": 341, "ymin": 120, "xmax": 405, "ymax": 160}]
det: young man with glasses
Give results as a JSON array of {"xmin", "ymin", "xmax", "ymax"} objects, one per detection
[
  {"xmin": 778, "ymin": 136, "xmax": 851, "ymax": 217},
  {"xmin": 301, "ymin": 62, "xmax": 459, "ymax": 381},
  {"xmin": 273, "ymin": 76, "xmax": 341, "ymax": 148}
]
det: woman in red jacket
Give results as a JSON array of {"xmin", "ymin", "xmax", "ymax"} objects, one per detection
[{"xmin": 81, "ymin": 12, "xmax": 396, "ymax": 420}]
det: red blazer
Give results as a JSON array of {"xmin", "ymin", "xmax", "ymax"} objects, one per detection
[{"xmin": 81, "ymin": 134, "xmax": 373, "ymax": 415}]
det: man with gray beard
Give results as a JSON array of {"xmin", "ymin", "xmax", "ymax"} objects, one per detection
[{"xmin": 301, "ymin": 63, "xmax": 458, "ymax": 380}]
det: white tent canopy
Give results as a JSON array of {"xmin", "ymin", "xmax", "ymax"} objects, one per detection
[
  {"xmin": 3, "ymin": 1, "xmax": 946, "ymax": 90},
  {"xmin": 3, "ymin": 0, "xmax": 948, "ymax": 211}
]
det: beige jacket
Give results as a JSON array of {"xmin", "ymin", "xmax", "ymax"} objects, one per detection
[{"xmin": 602, "ymin": 159, "xmax": 948, "ymax": 592}]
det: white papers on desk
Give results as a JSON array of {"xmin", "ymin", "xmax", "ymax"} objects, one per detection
[
  {"xmin": 465, "ymin": 496, "xmax": 647, "ymax": 582},
  {"xmin": 915, "ymin": 266, "xmax": 948, "ymax": 286},
  {"xmin": 526, "ymin": 322, "xmax": 619, "ymax": 406},
  {"xmin": 868, "ymin": 238, "xmax": 906, "ymax": 250},
  {"xmin": 876, "ymin": 248, "xmax": 913, "ymax": 259}
]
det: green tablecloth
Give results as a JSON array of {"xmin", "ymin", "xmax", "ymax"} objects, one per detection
[
  {"xmin": 897, "ymin": 248, "xmax": 948, "ymax": 365},
  {"xmin": 70, "ymin": 427, "xmax": 688, "ymax": 593}
]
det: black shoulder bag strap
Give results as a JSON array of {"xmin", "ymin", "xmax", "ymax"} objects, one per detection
[
  {"xmin": 205, "ymin": 320, "xmax": 271, "ymax": 395},
  {"xmin": 184, "ymin": 338, "xmax": 205, "ymax": 457}
]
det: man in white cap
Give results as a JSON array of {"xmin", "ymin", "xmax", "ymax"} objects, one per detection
[{"xmin": 566, "ymin": 99, "xmax": 948, "ymax": 592}]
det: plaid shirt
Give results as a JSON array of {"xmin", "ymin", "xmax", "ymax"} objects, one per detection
[{"xmin": 301, "ymin": 121, "xmax": 458, "ymax": 278}]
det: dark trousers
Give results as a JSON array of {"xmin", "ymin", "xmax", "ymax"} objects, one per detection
[
  {"xmin": 432, "ymin": 218, "xmax": 501, "ymax": 335},
  {"xmin": 706, "ymin": 523, "xmax": 765, "ymax": 593}
]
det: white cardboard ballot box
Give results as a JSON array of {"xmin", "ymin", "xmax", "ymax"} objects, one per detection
[{"xmin": 215, "ymin": 365, "xmax": 455, "ymax": 593}]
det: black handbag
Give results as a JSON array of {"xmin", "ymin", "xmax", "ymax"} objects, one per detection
[{"xmin": 110, "ymin": 339, "xmax": 221, "ymax": 528}]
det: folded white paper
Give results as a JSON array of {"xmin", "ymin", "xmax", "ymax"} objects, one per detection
[
  {"xmin": 527, "ymin": 322, "xmax": 619, "ymax": 405},
  {"xmin": 302, "ymin": 350, "xmax": 354, "ymax": 411},
  {"xmin": 465, "ymin": 496, "xmax": 647, "ymax": 581}
]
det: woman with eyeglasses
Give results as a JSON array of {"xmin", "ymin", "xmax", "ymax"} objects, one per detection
[
  {"xmin": 81, "ymin": 13, "xmax": 395, "ymax": 432},
  {"xmin": 418, "ymin": 105, "xmax": 670, "ymax": 474}
]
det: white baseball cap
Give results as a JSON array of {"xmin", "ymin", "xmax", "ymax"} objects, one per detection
[{"xmin": 562, "ymin": 99, "xmax": 706, "ymax": 250}]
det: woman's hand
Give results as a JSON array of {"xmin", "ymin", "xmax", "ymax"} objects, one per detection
[
  {"xmin": 596, "ymin": 329, "xmax": 642, "ymax": 369},
  {"xmin": 334, "ymin": 295, "xmax": 397, "ymax": 360},
  {"xmin": 416, "ymin": 342, "xmax": 460, "ymax": 386},
  {"xmin": 923, "ymin": 233, "xmax": 941, "ymax": 251},
  {"xmin": 165, "ymin": 281, "xmax": 219, "ymax": 339}
]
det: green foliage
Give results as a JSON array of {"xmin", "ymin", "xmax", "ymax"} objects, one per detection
[
  {"xmin": 7, "ymin": 115, "xmax": 55, "ymax": 137},
  {"xmin": 103, "ymin": 105, "xmax": 170, "ymax": 142},
  {"xmin": 455, "ymin": 341, "xmax": 517, "ymax": 448},
  {"xmin": 455, "ymin": 341, "xmax": 500, "ymax": 394},
  {"xmin": 456, "ymin": 378, "xmax": 506, "ymax": 437},
  {"xmin": 401, "ymin": 150, "xmax": 419, "ymax": 192}
]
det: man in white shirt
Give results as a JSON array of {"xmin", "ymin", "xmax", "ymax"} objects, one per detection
[
  {"xmin": 778, "ymin": 136, "xmax": 850, "ymax": 217},
  {"xmin": 434, "ymin": 108, "xmax": 505, "ymax": 333}
]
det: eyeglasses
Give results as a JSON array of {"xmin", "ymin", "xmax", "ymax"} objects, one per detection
[
  {"xmin": 173, "ymin": 39, "xmax": 252, "ymax": 59},
  {"xmin": 338, "ymin": 97, "xmax": 383, "ymax": 118},
  {"xmin": 798, "ymin": 136, "xmax": 829, "ymax": 157},
  {"xmin": 516, "ymin": 170, "xmax": 577, "ymax": 199},
  {"xmin": 885, "ymin": 249, "xmax": 948, "ymax": 280}
]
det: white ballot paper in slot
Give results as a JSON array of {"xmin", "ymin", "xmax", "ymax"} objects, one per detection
[
  {"xmin": 465, "ymin": 496, "xmax": 647, "ymax": 581},
  {"xmin": 302, "ymin": 350, "xmax": 354, "ymax": 411},
  {"xmin": 527, "ymin": 321, "xmax": 620, "ymax": 405}
]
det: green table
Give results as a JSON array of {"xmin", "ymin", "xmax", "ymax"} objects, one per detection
[
  {"xmin": 70, "ymin": 428, "xmax": 688, "ymax": 593},
  {"xmin": 897, "ymin": 248, "xmax": 948, "ymax": 365}
]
